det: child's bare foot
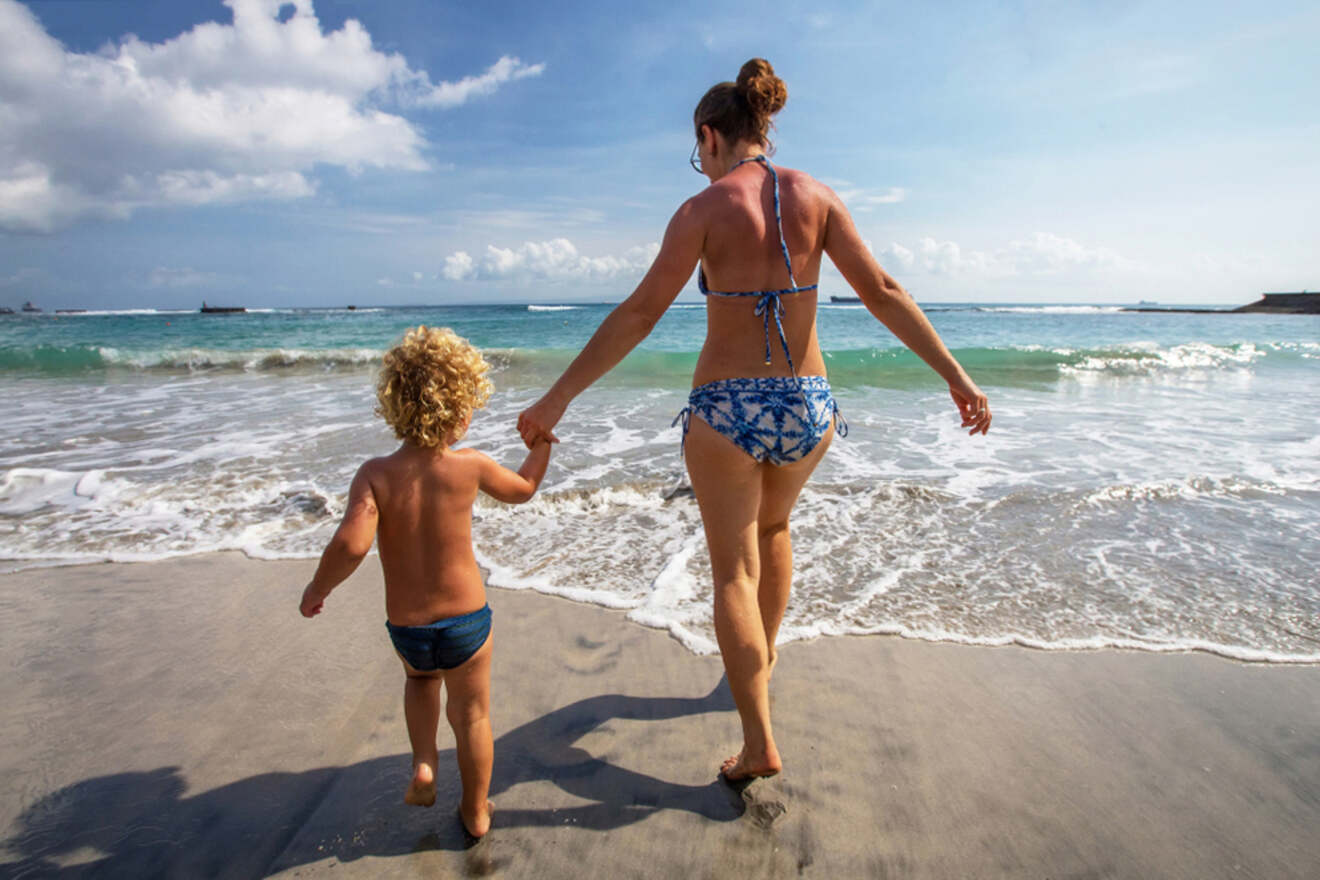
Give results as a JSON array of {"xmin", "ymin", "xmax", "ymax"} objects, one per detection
[
  {"xmin": 404, "ymin": 762, "xmax": 437, "ymax": 807},
  {"xmin": 458, "ymin": 799, "xmax": 494, "ymax": 839},
  {"xmin": 719, "ymin": 746, "xmax": 782, "ymax": 782}
]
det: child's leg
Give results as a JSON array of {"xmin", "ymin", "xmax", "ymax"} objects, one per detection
[
  {"xmin": 441, "ymin": 634, "xmax": 494, "ymax": 837},
  {"xmin": 400, "ymin": 660, "xmax": 443, "ymax": 807}
]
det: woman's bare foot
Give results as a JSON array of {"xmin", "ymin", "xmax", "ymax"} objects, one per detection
[
  {"xmin": 719, "ymin": 746, "xmax": 782, "ymax": 782},
  {"xmin": 459, "ymin": 799, "xmax": 494, "ymax": 839},
  {"xmin": 404, "ymin": 762, "xmax": 437, "ymax": 807}
]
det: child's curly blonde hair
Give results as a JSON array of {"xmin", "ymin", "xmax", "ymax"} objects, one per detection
[{"xmin": 375, "ymin": 326, "xmax": 493, "ymax": 448}]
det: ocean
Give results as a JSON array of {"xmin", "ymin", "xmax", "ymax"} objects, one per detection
[{"xmin": 2, "ymin": 302, "xmax": 1317, "ymax": 662}]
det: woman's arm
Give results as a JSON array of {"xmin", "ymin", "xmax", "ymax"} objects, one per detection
[
  {"xmin": 517, "ymin": 199, "xmax": 704, "ymax": 446},
  {"xmin": 823, "ymin": 190, "xmax": 991, "ymax": 435}
]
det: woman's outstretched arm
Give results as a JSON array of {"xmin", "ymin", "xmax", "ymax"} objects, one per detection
[
  {"xmin": 823, "ymin": 190, "xmax": 991, "ymax": 435},
  {"xmin": 517, "ymin": 200, "xmax": 704, "ymax": 446}
]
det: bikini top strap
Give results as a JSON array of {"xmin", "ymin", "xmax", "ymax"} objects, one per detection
[{"xmin": 734, "ymin": 155, "xmax": 798, "ymax": 290}]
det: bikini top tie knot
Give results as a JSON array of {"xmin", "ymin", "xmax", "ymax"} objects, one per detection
[{"xmin": 751, "ymin": 290, "xmax": 787, "ymax": 366}]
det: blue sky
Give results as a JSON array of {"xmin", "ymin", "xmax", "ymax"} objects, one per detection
[{"xmin": 0, "ymin": 0, "xmax": 1315, "ymax": 307}]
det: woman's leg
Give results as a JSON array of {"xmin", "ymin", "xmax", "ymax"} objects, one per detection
[
  {"xmin": 684, "ymin": 416, "xmax": 778, "ymax": 777},
  {"xmin": 757, "ymin": 429, "xmax": 833, "ymax": 673}
]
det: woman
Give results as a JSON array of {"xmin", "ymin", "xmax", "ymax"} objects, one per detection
[{"xmin": 518, "ymin": 59, "xmax": 990, "ymax": 782}]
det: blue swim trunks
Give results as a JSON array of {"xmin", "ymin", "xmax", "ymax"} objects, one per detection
[{"xmin": 385, "ymin": 604, "xmax": 492, "ymax": 671}]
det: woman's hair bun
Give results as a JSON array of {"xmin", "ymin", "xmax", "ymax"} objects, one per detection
[{"xmin": 735, "ymin": 58, "xmax": 787, "ymax": 117}]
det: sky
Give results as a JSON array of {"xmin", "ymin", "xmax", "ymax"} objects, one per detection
[{"xmin": 0, "ymin": 0, "xmax": 1316, "ymax": 308}]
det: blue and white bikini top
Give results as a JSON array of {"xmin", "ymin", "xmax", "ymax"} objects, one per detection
[{"xmin": 698, "ymin": 155, "xmax": 817, "ymax": 374}]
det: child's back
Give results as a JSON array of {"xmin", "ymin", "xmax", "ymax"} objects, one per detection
[
  {"xmin": 299, "ymin": 326, "xmax": 551, "ymax": 840},
  {"xmin": 368, "ymin": 444, "xmax": 538, "ymax": 625}
]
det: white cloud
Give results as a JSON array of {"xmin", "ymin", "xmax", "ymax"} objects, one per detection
[
  {"xmin": 835, "ymin": 186, "xmax": 907, "ymax": 212},
  {"xmin": 1188, "ymin": 252, "xmax": 1266, "ymax": 277},
  {"xmin": 0, "ymin": 266, "xmax": 43, "ymax": 288},
  {"xmin": 1004, "ymin": 232, "xmax": 1127, "ymax": 274},
  {"xmin": 442, "ymin": 251, "xmax": 477, "ymax": 282},
  {"xmin": 442, "ymin": 239, "xmax": 661, "ymax": 283},
  {"xmin": 0, "ymin": 0, "xmax": 544, "ymax": 232},
  {"xmin": 880, "ymin": 241, "xmax": 914, "ymax": 271},
  {"xmin": 148, "ymin": 266, "xmax": 222, "ymax": 288},
  {"xmin": 882, "ymin": 233, "xmax": 1126, "ymax": 277},
  {"xmin": 146, "ymin": 171, "xmax": 316, "ymax": 206},
  {"xmin": 405, "ymin": 55, "xmax": 545, "ymax": 109}
]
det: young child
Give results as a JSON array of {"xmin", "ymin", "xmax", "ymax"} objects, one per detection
[{"xmin": 299, "ymin": 325, "xmax": 551, "ymax": 839}]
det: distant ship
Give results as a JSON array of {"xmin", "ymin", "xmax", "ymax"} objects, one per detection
[
  {"xmin": 21, "ymin": 301, "xmax": 41, "ymax": 313},
  {"xmin": 0, "ymin": 306, "xmax": 13, "ymax": 315},
  {"xmin": 830, "ymin": 295, "xmax": 861, "ymax": 303},
  {"xmin": 200, "ymin": 301, "xmax": 246, "ymax": 314}
]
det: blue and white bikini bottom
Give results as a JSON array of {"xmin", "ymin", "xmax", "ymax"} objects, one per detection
[{"xmin": 673, "ymin": 376, "xmax": 847, "ymax": 466}]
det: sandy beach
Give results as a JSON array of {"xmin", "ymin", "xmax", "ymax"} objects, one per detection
[{"xmin": 1, "ymin": 554, "xmax": 1317, "ymax": 879}]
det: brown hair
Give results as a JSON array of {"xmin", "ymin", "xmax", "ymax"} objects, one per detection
[
  {"xmin": 375, "ymin": 325, "xmax": 493, "ymax": 448},
  {"xmin": 693, "ymin": 58, "xmax": 788, "ymax": 149}
]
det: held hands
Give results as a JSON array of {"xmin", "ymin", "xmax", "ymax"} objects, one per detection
[
  {"xmin": 517, "ymin": 395, "xmax": 565, "ymax": 449},
  {"xmin": 949, "ymin": 377, "xmax": 991, "ymax": 436}
]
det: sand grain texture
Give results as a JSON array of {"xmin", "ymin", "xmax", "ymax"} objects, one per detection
[{"xmin": 1, "ymin": 554, "xmax": 1317, "ymax": 878}]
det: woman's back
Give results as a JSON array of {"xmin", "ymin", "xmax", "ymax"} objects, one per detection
[{"xmin": 693, "ymin": 161, "xmax": 832, "ymax": 386}]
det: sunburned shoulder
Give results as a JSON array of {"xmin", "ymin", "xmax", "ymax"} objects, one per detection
[
  {"xmin": 769, "ymin": 163, "xmax": 809, "ymax": 181},
  {"xmin": 708, "ymin": 164, "xmax": 830, "ymax": 203},
  {"xmin": 773, "ymin": 166, "xmax": 832, "ymax": 199}
]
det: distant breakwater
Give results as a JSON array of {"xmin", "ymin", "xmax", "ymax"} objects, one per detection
[{"xmin": 1123, "ymin": 292, "xmax": 1319, "ymax": 315}]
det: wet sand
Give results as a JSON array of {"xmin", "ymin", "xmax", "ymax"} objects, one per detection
[{"xmin": 1, "ymin": 553, "xmax": 1318, "ymax": 878}]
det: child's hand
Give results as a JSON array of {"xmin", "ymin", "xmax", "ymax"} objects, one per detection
[{"xmin": 300, "ymin": 583, "xmax": 326, "ymax": 617}]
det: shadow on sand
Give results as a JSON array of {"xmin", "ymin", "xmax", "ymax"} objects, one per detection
[{"xmin": 2, "ymin": 677, "xmax": 748, "ymax": 877}]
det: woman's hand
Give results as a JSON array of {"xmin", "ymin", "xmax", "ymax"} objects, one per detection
[
  {"xmin": 517, "ymin": 394, "xmax": 565, "ymax": 448},
  {"xmin": 949, "ymin": 377, "xmax": 991, "ymax": 436}
]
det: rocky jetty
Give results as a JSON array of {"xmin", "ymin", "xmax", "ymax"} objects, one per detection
[{"xmin": 1232, "ymin": 292, "xmax": 1320, "ymax": 314}]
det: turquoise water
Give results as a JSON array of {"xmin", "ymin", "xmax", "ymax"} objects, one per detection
[
  {"xmin": 2, "ymin": 303, "xmax": 1314, "ymax": 382},
  {"xmin": 2, "ymin": 303, "xmax": 1317, "ymax": 661}
]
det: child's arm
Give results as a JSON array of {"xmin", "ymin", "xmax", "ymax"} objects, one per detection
[
  {"xmin": 300, "ymin": 465, "xmax": 380, "ymax": 617},
  {"xmin": 476, "ymin": 438, "xmax": 552, "ymax": 504}
]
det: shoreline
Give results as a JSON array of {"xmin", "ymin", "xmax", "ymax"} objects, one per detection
[
  {"xmin": 2, "ymin": 554, "xmax": 1319, "ymax": 877},
  {"xmin": 4, "ymin": 550, "xmax": 1318, "ymax": 665}
]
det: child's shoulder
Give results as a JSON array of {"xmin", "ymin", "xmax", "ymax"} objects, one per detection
[
  {"xmin": 356, "ymin": 454, "xmax": 394, "ymax": 476},
  {"xmin": 447, "ymin": 446, "xmax": 495, "ymax": 470},
  {"xmin": 367, "ymin": 445, "xmax": 492, "ymax": 481}
]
